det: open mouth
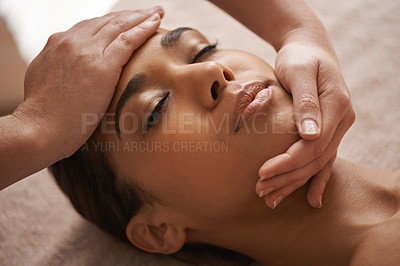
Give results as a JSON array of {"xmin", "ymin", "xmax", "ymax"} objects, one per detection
[{"xmin": 233, "ymin": 81, "xmax": 272, "ymax": 133}]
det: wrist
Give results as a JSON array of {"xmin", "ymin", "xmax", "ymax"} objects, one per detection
[
  {"xmin": 280, "ymin": 23, "xmax": 332, "ymax": 49},
  {"xmin": 0, "ymin": 106, "xmax": 61, "ymax": 188},
  {"xmin": 265, "ymin": 1, "xmax": 332, "ymax": 53},
  {"xmin": 12, "ymin": 103, "xmax": 63, "ymax": 163}
]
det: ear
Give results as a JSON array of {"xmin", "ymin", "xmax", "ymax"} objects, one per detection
[{"xmin": 125, "ymin": 208, "xmax": 187, "ymax": 254}]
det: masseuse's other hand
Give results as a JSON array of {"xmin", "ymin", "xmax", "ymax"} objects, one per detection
[
  {"xmin": 19, "ymin": 7, "xmax": 163, "ymax": 159},
  {"xmin": 256, "ymin": 42, "xmax": 355, "ymax": 209}
]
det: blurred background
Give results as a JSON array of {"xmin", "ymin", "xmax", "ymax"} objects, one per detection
[{"xmin": 0, "ymin": 0, "xmax": 117, "ymax": 114}]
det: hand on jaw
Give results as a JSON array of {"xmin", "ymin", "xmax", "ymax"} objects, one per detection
[
  {"xmin": 256, "ymin": 33, "xmax": 355, "ymax": 209},
  {"xmin": 208, "ymin": 0, "xmax": 356, "ymax": 209}
]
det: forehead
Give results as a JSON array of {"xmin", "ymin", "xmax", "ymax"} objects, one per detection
[
  {"xmin": 121, "ymin": 28, "xmax": 207, "ymax": 75},
  {"xmin": 119, "ymin": 29, "xmax": 166, "ymax": 87}
]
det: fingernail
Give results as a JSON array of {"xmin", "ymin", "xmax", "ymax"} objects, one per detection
[
  {"xmin": 301, "ymin": 119, "xmax": 318, "ymax": 135},
  {"xmin": 272, "ymin": 195, "xmax": 283, "ymax": 209},
  {"xmin": 147, "ymin": 13, "xmax": 160, "ymax": 22},
  {"xmin": 260, "ymin": 172, "xmax": 275, "ymax": 181},
  {"xmin": 141, "ymin": 13, "xmax": 160, "ymax": 27},
  {"xmin": 258, "ymin": 187, "xmax": 274, "ymax": 198},
  {"xmin": 318, "ymin": 196, "xmax": 323, "ymax": 208}
]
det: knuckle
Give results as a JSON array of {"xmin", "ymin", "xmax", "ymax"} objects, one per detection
[
  {"xmin": 296, "ymin": 93, "xmax": 319, "ymax": 111},
  {"xmin": 283, "ymin": 153, "xmax": 297, "ymax": 170},
  {"xmin": 315, "ymin": 158, "xmax": 326, "ymax": 170},
  {"xmin": 47, "ymin": 32, "xmax": 63, "ymax": 44},
  {"xmin": 75, "ymin": 19, "xmax": 89, "ymax": 27},
  {"xmin": 110, "ymin": 17, "xmax": 129, "ymax": 29},
  {"xmin": 347, "ymin": 107, "xmax": 356, "ymax": 126},
  {"xmin": 292, "ymin": 63, "xmax": 309, "ymax": 72},
  {"xmin": 51, "ymin": 35, "xmax": 75, "ymax": 53},
  {"xmin": 313, "ymin": 142, "xmax": 325, "ymax": 157},
  {"xmin": 315, "ymin": 153, "xmax": 330, "ymax": 170},
  {"xmin": 285, "ymin": 60, "xmax": 312, "ymax": 72},
  {"xmin": 135, "ymin": 24, "xmax": 148, "ymax": 34},
  {"xmin": 350, "ymin": 109, "xmax": 356, "ymax": 124},
  {"xmin": 121, "ymin": 25, "xmax": 148, "ymax": 43},
  {"xmin": 118, "ymin": 31, "xmax": 132, "ymax": 45},
  {"xmin": 339, "ymin": 90, "xmax": 351, "ymax": 107},
  {"xmin": 58, "ymin": 36, "xmax": 73, "ymax": 47}
]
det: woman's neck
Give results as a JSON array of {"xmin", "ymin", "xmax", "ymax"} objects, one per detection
[{"xmin": 197, "ymin": 158, "xmax": 400, "ymax": 265}]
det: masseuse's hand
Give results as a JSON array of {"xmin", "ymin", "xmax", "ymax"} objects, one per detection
[
  {"xmin": 19, "ymin": 7, "xmax": 163, "ymax": 159},
  {"xmin": 256, "ymin": 42, "xmax": 356, "ymax": 209}
]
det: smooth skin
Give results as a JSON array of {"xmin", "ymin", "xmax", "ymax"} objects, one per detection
[
  {"xmin": 209, "ymin": 0, "xmax": 356, "ymax": 208},
  {"xmin": 0, "ymin": 7, "xmax": 164, "ymax": 190},
  {"xmin": 98, "ymin": 29, "xmax": 400, "ymax": 265}
]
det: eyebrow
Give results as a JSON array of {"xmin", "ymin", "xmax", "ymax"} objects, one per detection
[
  {"xmin": 115, "ymin": 73, "xmax": 145, "ymax": 137},
  {"xmin": 161, "ymin": 27, "xmax": 196, "ymax": 48},
  {"xmin": 114, "ymin": 27, "xmax": 197, "ymax": 137}
]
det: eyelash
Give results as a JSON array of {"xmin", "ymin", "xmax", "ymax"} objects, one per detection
[
  {"xmin": 191, "ymin": 41, "xmax": 218, "ymax": 64},
  {"xmin": 145, "ymin": 91, "xmax": 170, "ymax": 132}
]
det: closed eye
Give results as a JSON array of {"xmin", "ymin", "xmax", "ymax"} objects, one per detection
[
  {"xmin": 144, "ymin": 91, "xmax": 170, "ymax": 133},
  {"xmin": 191, "ymin": 42, "xmax": 218, "ymax": 64}
]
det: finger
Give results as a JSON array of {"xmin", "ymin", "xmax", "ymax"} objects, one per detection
[
  {"xmin": 257, "ymin": 112, "xmax": 353, "ymax": 197},
  {"xmin": 257, "ymin": 159, "xmax": 312, "ymax": 197},
  {"xmin": 67, "ymin": 12, "xmax": 119, "ymax": 35},
  {"xmin": 67, "ymin": 10, "xmax": 132, "ymax": 35},
  {"xmin": 307, "ymin": 152, "xmax": 337, "ymax": 208},
  {"xmin": 256, "ymin": 148, "xmax": 325, "ymax": 198},
  {"xmin": 282, "ymin": 65, "xmax": 322, "ymax": 140},
  {"xmin": 258, "ymin": 99, "xmax": 350, "ymax": 180},
  {"xmin": 93, "ymin": 8, "xmax": 163, "ymax": 47},
  {"xmin": 103, "ymin": 13, "xmax": 161, "ymax": 67},
  {"xmin": 67, "ymin": 6, "xmax": 163, "ymax": 37},
  {"xmin": 261, "ymin": 179, "xmax": 306, "ymax": 209},
  {"xmin": 257, "ymin": 153, "xmax": 334, "ymax": 209},
  {"xmin": 93, "ymin": 6, "xmax": 164, "ymax": 33}
]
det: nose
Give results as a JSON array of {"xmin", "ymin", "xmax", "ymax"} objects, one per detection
[{"xmin": 176, "ymin": 61, "xmax": 235, "ymax": 109}]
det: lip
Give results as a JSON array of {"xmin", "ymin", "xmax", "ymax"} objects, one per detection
[{"xmin": 233, "ymin": 81, "xmax": 272, "ymax": 132}]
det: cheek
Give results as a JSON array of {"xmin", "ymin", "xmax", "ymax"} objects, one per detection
[
  {"xmin": 133, "ymin": 144, "xmax": 260, "ymax": 214},
  {"xmin": 158, "ymin": 100, "xmax": 232, "ymax": 141},
  {"xmin": 215, "ymin": 50, "xmax": 274, "ymax": 74}
]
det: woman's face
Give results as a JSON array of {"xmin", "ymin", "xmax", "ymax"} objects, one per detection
[{"xmin": 105, "ymin": 28, "xmax": 299, "ymax": 226}]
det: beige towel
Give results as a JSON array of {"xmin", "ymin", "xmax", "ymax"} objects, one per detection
[{"xmin": 1, "ymin": 0, "xmax": 399, "ymax": 265}]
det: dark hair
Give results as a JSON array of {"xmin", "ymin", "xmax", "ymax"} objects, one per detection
[{"xmin": 49, "ymin": 137, "xmax": 146, "ymax": 242}]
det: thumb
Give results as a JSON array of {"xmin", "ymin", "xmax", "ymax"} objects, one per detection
[
  {"xmin": 294, "ymin": 90, "xmax": 321, "ymax": 140},
  {"xmin": 278, "ymin": 67, "xmax": 322, "ymax": 140}
]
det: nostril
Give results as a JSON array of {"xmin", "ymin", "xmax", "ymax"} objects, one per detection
[
  {"xmin": 211, "ymin": 81, "xmax": 218, "ymax": 100},
  {"xmin": 223, "ymin": 70, "xmax": 234, "ymax": 81}
]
